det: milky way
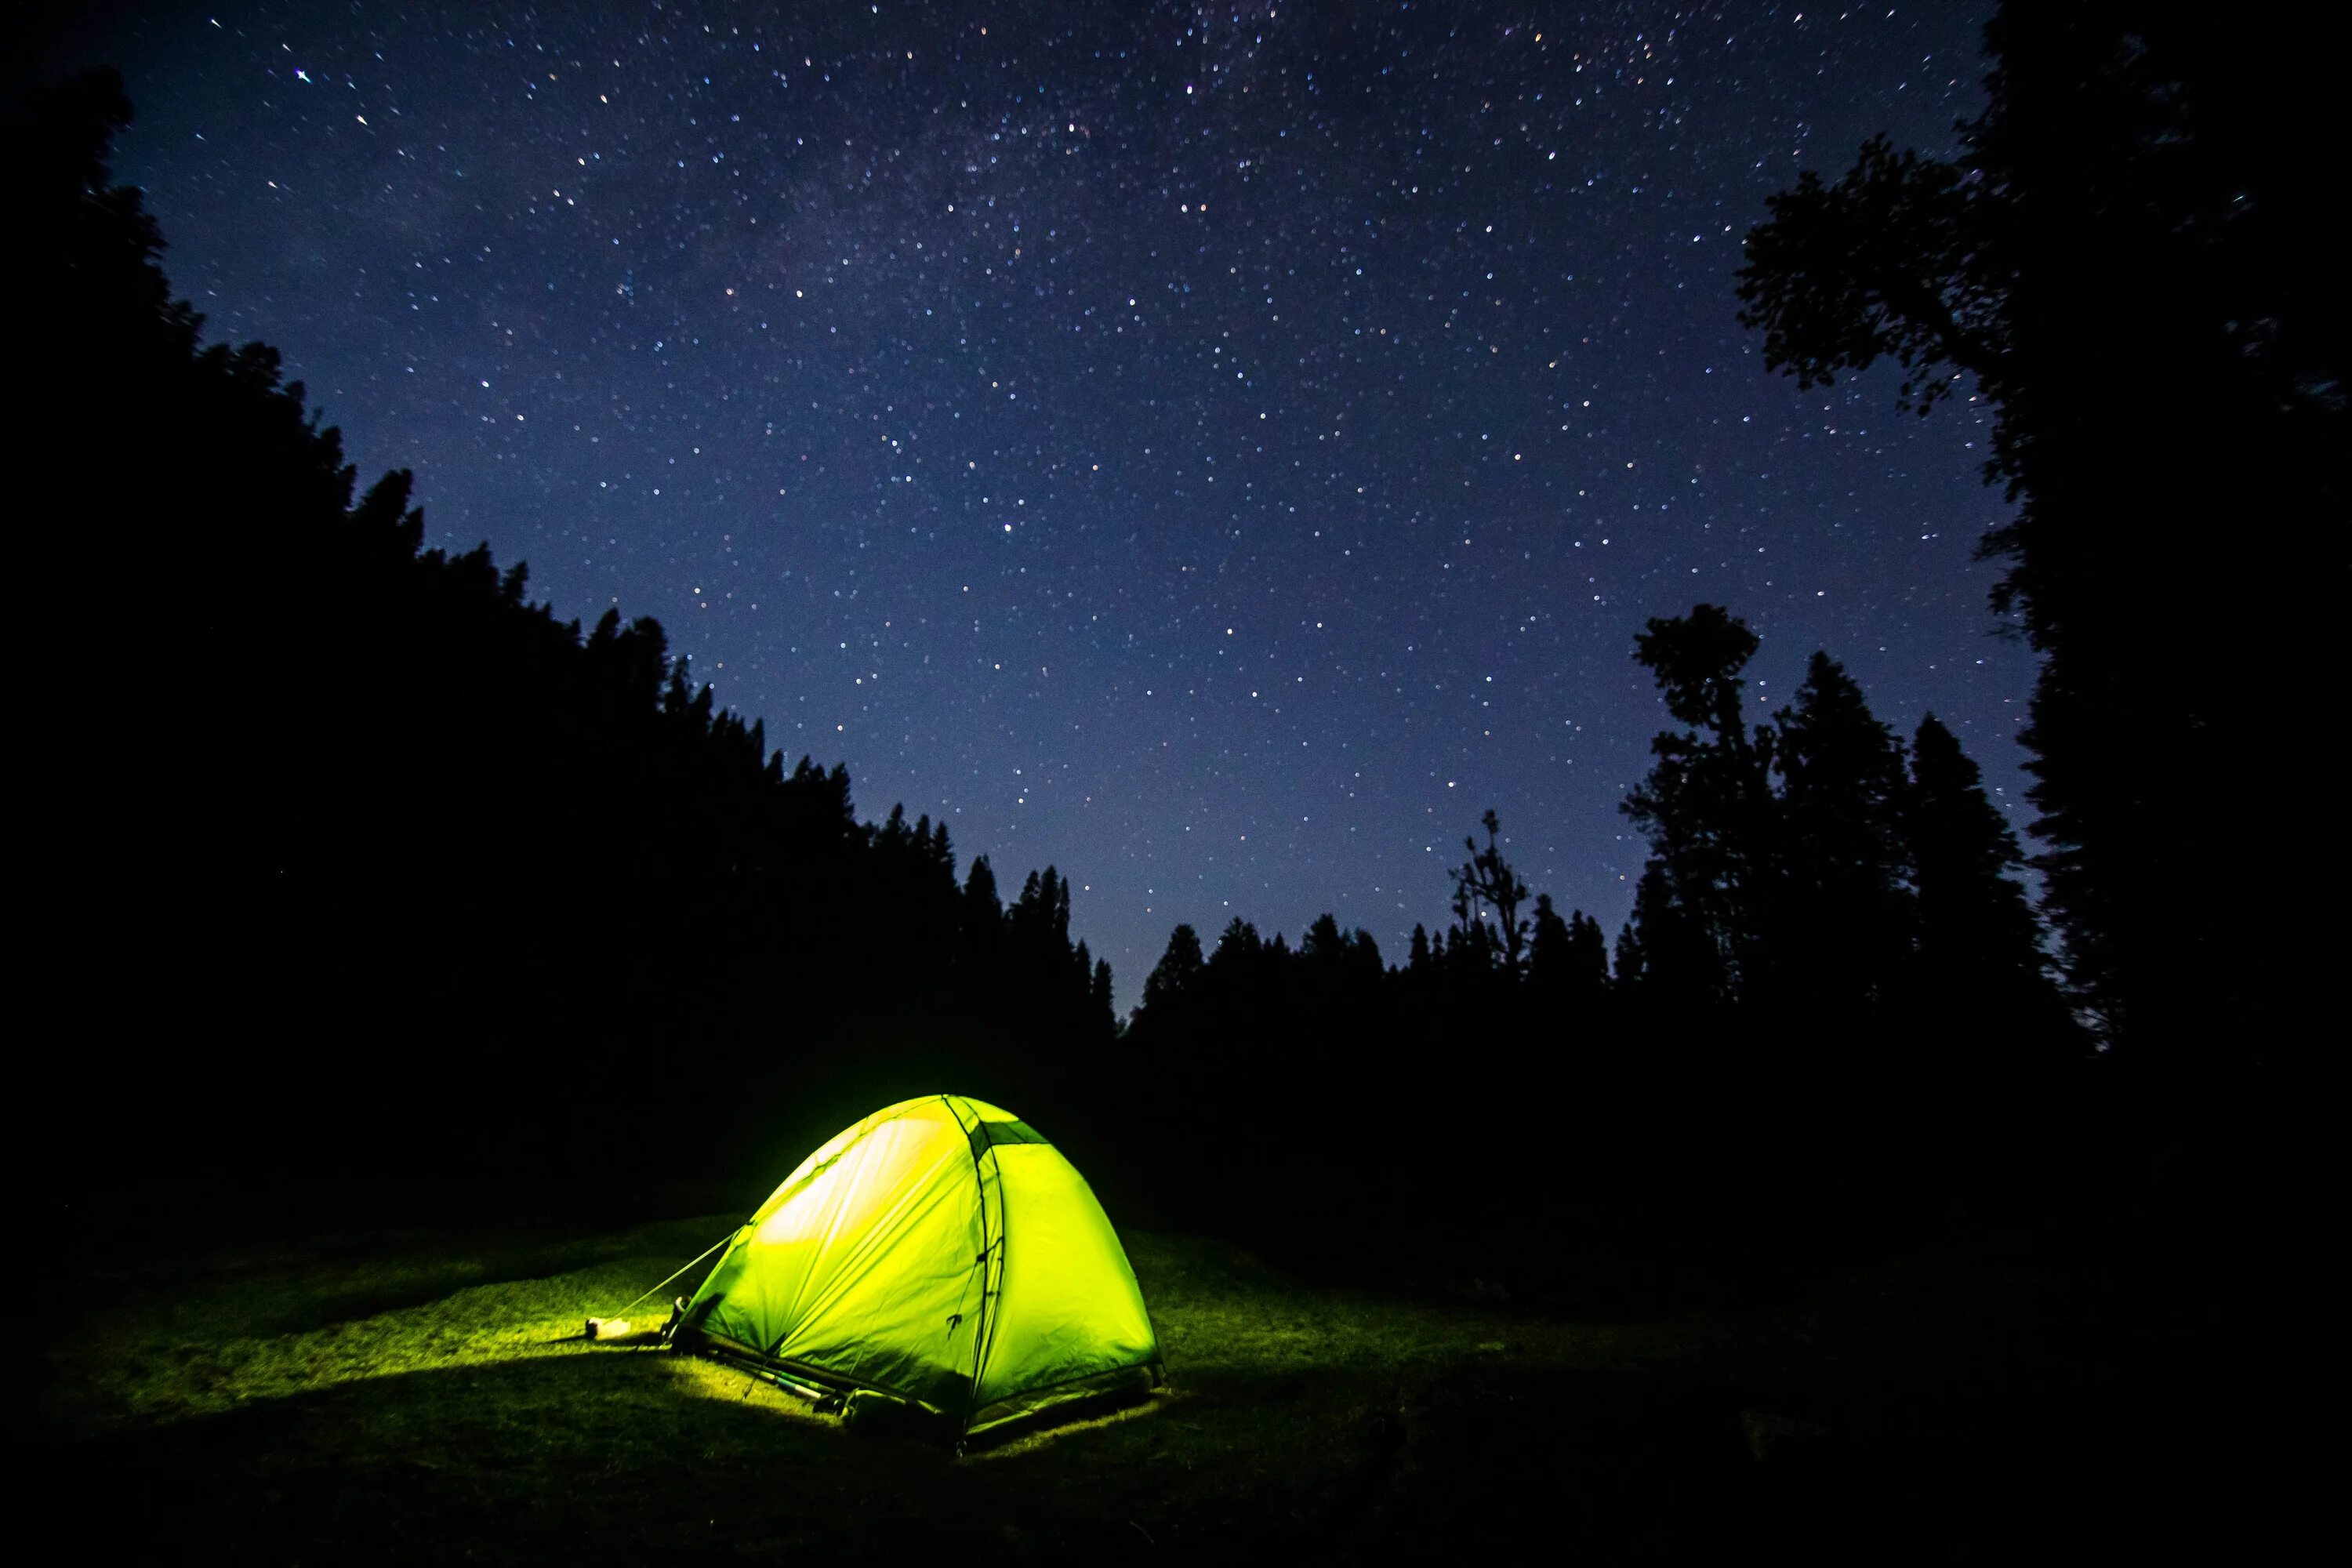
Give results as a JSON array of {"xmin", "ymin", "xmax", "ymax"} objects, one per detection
[{"xmin": 89, "ymin": 2, "xmax": 2035, "ymax": 1000}]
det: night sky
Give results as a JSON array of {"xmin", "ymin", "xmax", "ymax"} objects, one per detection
[{"xmin": 86, "ymin": 1, "xmax": 2035, "ymax": 1002}]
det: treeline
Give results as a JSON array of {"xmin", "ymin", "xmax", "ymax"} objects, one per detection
[
  {"xmin": 13, "ymin": 73, "xmax": 1111, "ymax": 1181},
  {"xmin": 1103, "ymin": 610, "xmax": 2082, "ymax": 1278}
]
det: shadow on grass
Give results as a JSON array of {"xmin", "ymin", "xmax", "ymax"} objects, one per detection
[
  {"xmin": 28, "ymin": 1340, "xmax": 1931, "ymax": 1563},
  {"xmin": 59, "ymin": 1215, "xmax": 740, "ymax": 1345},
  {"xmin": 29, "ymin": 1215, "xmax": 2318, "ymax": 1561}
]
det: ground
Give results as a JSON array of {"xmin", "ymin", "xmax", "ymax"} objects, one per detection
[{"xmin": 25, "ymin": 1191, "xmax": 2311, "ymax": 1561}]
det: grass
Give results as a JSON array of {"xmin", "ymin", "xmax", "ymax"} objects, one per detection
[{"xmin": 25, "ymin": 1193, "xmax": 2314, "ymax": 1560}]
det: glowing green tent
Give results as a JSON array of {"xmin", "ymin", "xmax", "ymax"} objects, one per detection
[{"xmin": 677, "ymin": 1094, "xmax": 1162, "ymax": 1438}]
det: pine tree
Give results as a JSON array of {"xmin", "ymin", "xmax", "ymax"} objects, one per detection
[
  {"xmin": 1449, "ymin": 810, "xmax": 1533, "ymax": 976},
  {"xmin": 1896, "ymin": 714, "xmax": 2077, "ymax": 1219},
  {"xmin": 1210, "ymin": 918, "xmax": 1263, "ymax": 976},
  {"xmin": 1566, "ymin": 910, "xmax": 1610, "ymax": 996},
  {"xmin": 1621, "ymin": 606, "xmax": 1776, "ymax": 999},
  {"xmin": 1530, "ymin": 894, "xmax": 1609, "ymax": 1014},
  {"xmin": 1907, "ymin": 714, "xmax": 2051, "ymax": 1002},
  {"xmin": 1616, "ymin": 858, "xmax": 1725, "ymax": 1003},
  {"xmin": 1141, "ymin": 924, "xmax": 1205, "ymax": 1013},
  {"xmin": 1613, "ymin": 913, "xmax": 1646, "ymax": 992},
  {"xmin": 1528, "ymin": 894, "xmax": 1573, "ymax": 989},
  {"xmin": 958, "ymin": 855, "xmax": 1004, "ymax": 976},
  {"xmin": 1302, "ymin": 913, "xmax": 1347, "ymax": 962},
  {"xmin": 1773, "ymin": 651, "xmax": 1915, "ymax": 1007}
]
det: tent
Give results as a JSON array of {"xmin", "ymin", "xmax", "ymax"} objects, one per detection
[{"xmin": 676, "ymin": 1094, "xmax": 1163, "ymax": 1438}]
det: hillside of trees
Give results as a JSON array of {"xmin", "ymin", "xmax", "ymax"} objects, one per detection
[{"xmin": 13, "ymin": 72, "xmax": 1113, "ymax": 1185}]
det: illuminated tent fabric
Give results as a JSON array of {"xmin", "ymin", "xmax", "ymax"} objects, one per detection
[{"xmin": 679, "ymin": 1094, "xmax": 1162, "ymax": 1437}]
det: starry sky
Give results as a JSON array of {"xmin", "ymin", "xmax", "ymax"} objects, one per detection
[{"xmin": 77, "ymin": 1, "xmax": 2037, "ymax": 1004}]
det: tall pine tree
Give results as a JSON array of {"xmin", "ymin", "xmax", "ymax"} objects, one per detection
[
  {"xmin": 1621, "ymin": 605, "xmax": 1777, "ymax": 1001},
  {"xmin": 1906, "ymin": 715, "xmax": 2058, "ymax": 1009},
  {"xmin": 1773, "ymin": 652, "xmax": 1915, "ymax": 1009}
]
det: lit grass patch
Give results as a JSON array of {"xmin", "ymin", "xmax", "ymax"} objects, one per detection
[
  {"xmin": 49, "ymin": 1215, "xmax": 741, "ymax": 1431},
  {"xmin": 38, "ymin": 1206, "xmax": 2261, "ymax": 1559}
]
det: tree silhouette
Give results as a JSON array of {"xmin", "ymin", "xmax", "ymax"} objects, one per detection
[
  {"xmin": 1529, "ymin": 895, "xmax": 1573, "ymax": 982},
  {"xmin": 1621, "ymin": 605, "xmax": 1777, "ymax": 1000},
  {"xmin": 1210, "ymin": 916, "xmax": 1264, "ymax": 974},
  {"xmin": 1773, "ymin": 651, "xmax": 1915, "ymax": 1009},
  {"xmin": 1142, "ymin": 924, "xmax": 1205, "ymax": 1013},
  {"xmin": 1906, "ymin": 713, "xmax": 2053, "ymax": 1004},
  {"xmin": 1615, "ymin": 859, "xmax": 1724, "ymax": 1004},
  {"xmin": 1566, "ymin": 909, "xmax": 1610, "ymax": 996},
  {"xmin": 1530, "ymin": 894, "xmax": 1610, "ymax": 1003},
  {"xmin": 1449, "ymin": 809, "xmax": 1533, "ymax": 977},
  {"xmin": 12, "ymin": 71, "xmax": 1116, "ymax": 1180},
  {"xmin": 1089, "ymin": 958, "xmax": 1115, "ymax": 1024},
  {"xmin": 1737, "ymin": 4, "xmax": 2344, "ymax": 1077}
]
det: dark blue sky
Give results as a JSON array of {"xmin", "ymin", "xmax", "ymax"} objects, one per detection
[{"xmin": 93, "ymin": 1, "xmax": 2032, "ymax": 1002}]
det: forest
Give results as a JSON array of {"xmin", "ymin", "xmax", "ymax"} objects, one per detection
[
  {"xmin": 13, "ymin": 0, "xmax": 2337, "ymax": 1294},
  {"xmin": 13, "ymin": 5, "xmax": 2336, "ymax": 1554},
  {"xmin": 15, "ymin": 64, "xmax": 1123, "ymax": 1190}
]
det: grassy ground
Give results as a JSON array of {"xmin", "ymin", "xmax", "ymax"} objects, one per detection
[{"xmin": 25, "ymin": 1195, "xmax": 2312, "ymax": 1561}]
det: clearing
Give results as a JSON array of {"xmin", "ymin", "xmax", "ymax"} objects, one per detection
[{"xmin": 26, "ymin": 1197, "xmax": 2306, "ymax": 1559}]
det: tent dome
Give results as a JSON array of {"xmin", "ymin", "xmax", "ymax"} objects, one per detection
[{"xmin": 680, "ymin": 1094, "xmax": 1161, "ymax": 1436}]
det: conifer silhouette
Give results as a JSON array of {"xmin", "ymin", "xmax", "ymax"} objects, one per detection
[{"xmin": 1737, "ymin": 3, "xmax": 2342, "ymax": 1080}]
